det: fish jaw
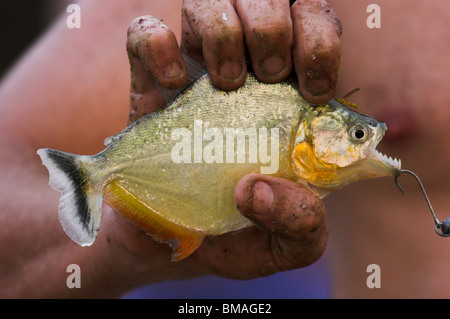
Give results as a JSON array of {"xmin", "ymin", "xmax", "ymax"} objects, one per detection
[
  {"xmin": 365, "ymin": 147, "xmax": 402, "ymax": 176},
  {"xmin": 361, "ymin": 121, "xmax": 401, "ymax": 176},
  {"xmin": 351, "ymin": 121, "xmax": 402, "ymax": 179},
  {"xmin": 327, "ymin": 143, "xmax": 402, "ymax": 191},
  {"xmin": 291, "ymin": 140, "xmax": 401, "ymax": 193}
]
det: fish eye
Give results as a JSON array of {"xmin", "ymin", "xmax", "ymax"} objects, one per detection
[{"xmin": 349, "ymin": 124, "xmax": 369, "ymax": 142}]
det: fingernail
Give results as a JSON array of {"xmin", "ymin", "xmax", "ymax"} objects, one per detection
[
  {"xmin": 163, "ymin": 61, "xmax": 183, "ymax": 78},
  {"xmin": 219, "ymin": 61, "xmax": 242, "ymax": 80},
  {"xmin": 261, "ymin": 56, "xmax": 285, "ymax": 76},
  {"xmin": 305, "ymin": 78, "xmax": 331, "ymax": 96},
  {"xmin": 251, "ymin": 181, "xmax": 274, "ymax": 215}
]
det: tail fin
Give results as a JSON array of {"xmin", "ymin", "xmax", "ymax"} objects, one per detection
[{"xmin": 37, "ymin": 148, "xmax": 102, "ymax": 246}]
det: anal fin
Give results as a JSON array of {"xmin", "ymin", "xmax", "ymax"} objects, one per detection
[{"xmin": 104, "ymin": 180, "xmax": 205, "ymax": 261}]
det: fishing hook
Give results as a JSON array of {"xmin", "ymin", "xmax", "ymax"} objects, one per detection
[{"xmin": 394, "ymin": 169, "xmax": 450, "ymax": 237}]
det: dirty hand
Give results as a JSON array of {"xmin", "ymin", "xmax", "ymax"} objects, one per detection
[
  {"xmin": 127, "ymin": 0, "xmax": 342, "ymax": 123},
  {"xmin": 120, "ymin": 1, "xmax": 332, "ymax": 281},
  {"xmin": 182, "ymin": 0, "xmax": 341, "ymax": 103}
]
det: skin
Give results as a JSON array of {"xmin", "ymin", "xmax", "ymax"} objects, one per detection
[{"xmin": 0, "ymin": 0, "xmax": 336, "ymax": 298}]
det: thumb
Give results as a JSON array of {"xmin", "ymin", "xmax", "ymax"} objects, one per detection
[{"xmin": 234, "ymin": 173, "xmax": 328, "ymax": 268}]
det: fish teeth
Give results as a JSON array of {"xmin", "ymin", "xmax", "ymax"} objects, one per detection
[{"xmin": 373, "ymin": 149, "xmax": 402, "ymax": 170}]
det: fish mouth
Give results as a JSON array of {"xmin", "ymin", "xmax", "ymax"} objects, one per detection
[{"xmin": 369, "ymin": 148, "xmax": 402, "ymax": 172}]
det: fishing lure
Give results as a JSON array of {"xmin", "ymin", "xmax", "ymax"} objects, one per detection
[{"xmin": 395, "ymin": 169, "xmax": 450, "ymax": 237}]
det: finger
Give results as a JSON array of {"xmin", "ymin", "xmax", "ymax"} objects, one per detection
[
  {"xmin": 127, "ymin": 16, "xmax": 187, "ymax": 123},
  {"xmin": 234, "ymin": 174, "xmax": 328, "ymax": 268},
  {"xmin": 291, "ymin": 0, "xmax": 342, "ymax": 104},
  {"xmin": 182, "ymin": 0, "xmax": 247, "ymax": 91},
  {"xmin": 234, "ymin": 174, "xmax": 326, "ymax": 239},
  {"xmin": 235, "ymin": 0, "xmax": 293, "ymax": 83},
  {"xmin": 127, "ymin": 16, "xmax": 187, "ymax": 89},
  {"xmin": 127, "ymin": 54, "xmax": 165, "ymax": 124},
  {"xmin": 180, "ymin": 9, "xmax": 204, "ymax": 64}
]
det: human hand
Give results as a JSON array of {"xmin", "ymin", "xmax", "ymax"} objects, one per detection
[
  {"xmin": 117, "ymin": 6, "xmax": 330, "ymax": 284},
  {"xmin": 198, "ymin": 174, "xmax": 328, "ymax": 279},
  {"xmin": 126, "ymin": 0, "xmax": 342, "ymax": 121},
  {"xmin": 181, "ymin": 0, "xmax": 342, "ymax": 103}
]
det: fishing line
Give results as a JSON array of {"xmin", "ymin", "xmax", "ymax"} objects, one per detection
[{"xmin": 394, "ymin": 169, "xmax": 450, "ymax": 237}]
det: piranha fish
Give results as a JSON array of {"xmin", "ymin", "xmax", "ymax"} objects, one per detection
[{"xmin": 37, "ymin": 56, "xmax": 401, "ymax": 261}]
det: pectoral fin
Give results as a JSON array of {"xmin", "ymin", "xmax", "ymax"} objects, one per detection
[{"xmin": 104, "ymin": 180, "xmax": 205, "ymax": 261}]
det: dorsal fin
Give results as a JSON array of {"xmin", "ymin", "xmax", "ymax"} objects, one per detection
[{"xmin": 154, "ymin": 54, "xmax": 207, "ymax": 106}]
